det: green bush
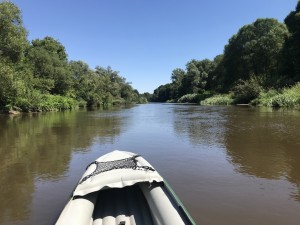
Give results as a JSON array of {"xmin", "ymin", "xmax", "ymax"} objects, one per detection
[
  {"xmin": 270, "ymin": 94, "xmax": 298, "ymax": 107},
  {"xmin": 103, "ymin": 93, "xmax": 113, "ymax": 105},
  {"xmin": 14, "ymin": 93, "xmax": 78, "ymax": 112},
  {"xmin": 137, "ymin": 96, "xmax": 148, "ymax": 104},
  {"xmin": 15, "ymin": 97, "xmax": 33, "ymax": 112},
  {"xmin": 252, "ymin": 89, "xmax": 279, "ymax": 106},
  {"xmin": 269, "ymin": 84, "xmax": 300, "ymax": 107},
  {"xmin": 254, "ymin": 83, "xmax": 300, "ymax": 107},
  {"xmin": 112, "ymin": 97, "xmax": 125, "ymax": 105},
  {"xmin": 232, "ymin": 77, "xmax": 263, "ymax": 104},
  {"xmin": 77, "ymin": 99, "xmax": 87, "ymax": 108},
  {"xmin": 177, "ymin": 94, "xmax": 201, "ymax": 103},
  {"xmin": 200, "ymin": 94, "xmax": 234, "ymax": 105}
]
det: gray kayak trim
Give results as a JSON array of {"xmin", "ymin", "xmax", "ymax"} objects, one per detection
[{"xmin": 163, "ymin": 180, "xmax": 197, "ymax": 225}]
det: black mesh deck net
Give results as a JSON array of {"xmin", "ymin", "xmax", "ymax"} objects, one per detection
[{"xmin": 79, "ymin": 155, "xmax": 155, "ymax": 184}]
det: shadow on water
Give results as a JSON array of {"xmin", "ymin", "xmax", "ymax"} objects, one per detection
[{"xmin": 0, "ymin": 107, "xmax": 131, "ymax": 225}]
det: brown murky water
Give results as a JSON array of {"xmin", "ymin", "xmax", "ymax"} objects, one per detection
[{"xmin": 0, "ymin": 104, "xmax": 300, "ymax": 225}]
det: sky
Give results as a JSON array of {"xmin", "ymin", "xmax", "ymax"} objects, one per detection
[{"xmin": 10, "ymin": 0, "xmax": 298, "ymax": 93}]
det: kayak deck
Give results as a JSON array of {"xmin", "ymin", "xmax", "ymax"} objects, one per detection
[
  {"xmin": 93, "ymin": 185, "xmax": 154, "ymax": 225},
  {"xmin": 56, "ymin": 151, "xmax": 196, "ymax": 225},
  {"xmin": 58, "ymin": 182, "xmax": 192, "ymax": 225}
]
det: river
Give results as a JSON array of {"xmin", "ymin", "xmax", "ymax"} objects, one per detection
[{"xmin": 0, "ymin": 104, "xmax": 300, "ymax": 225}]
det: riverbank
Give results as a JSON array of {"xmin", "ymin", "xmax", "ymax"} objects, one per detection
[
  {"xmin": 0, "ymin": 94, "xmax": 79, "ymax": 114},
  {"xmin": 200, "ymin": 83, "xmax": 300, "ymax": 108},
  {"xmin": 0, "ymin": 96, "xmax": 147, "ymax": 115}
]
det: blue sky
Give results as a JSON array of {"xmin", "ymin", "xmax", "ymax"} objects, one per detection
[{"xmin": 11, "ymin": 0, "xmax": 297, "ymax": 93}]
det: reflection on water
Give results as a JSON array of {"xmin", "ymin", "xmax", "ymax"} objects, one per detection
[
  {"xmin": 172, "ymin": 105, "xmax": 300, "ymax": 202},
  {"xmin": 170, "ymin": 105, "xmax": 300, "ymax": 225},
  {"xmin": 0, "ymin": 104, "xmax": 300, "ymax": 225},
  {"xmin": 0, "ymin": 107, "xmax": 130, "ymax": 225},
  {"xmin": 172, "ymin": 105, "xmax": 227, "ymax": 147},
  {"xmin": 224, "ymin": 107, "xmax": 300, "ymax": 201}
]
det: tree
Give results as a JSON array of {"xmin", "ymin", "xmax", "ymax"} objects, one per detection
[
  {"xmin": 220, "ymin": 18, "xmax": 289, "ymax": 91},
  {"xmin": 284, "ymin": 1, "xmax": 300, "ymax": 83},
  {"xmin": 184, "ymin": 60, "xmax": 201, "ymax": 94},
  {"xmin": 171, "ymin": 68, "xmax": 185, "ymax": 99},
  {"xmin": 26, "ymin": 37, "xmax": 73, "ymax": 95},
  {"xmin": 152, "ymin": 84, "xmax": 173, "ymax": 102},
  {"xmin": 195, "ymin": 59, "xmax": 215, "ymax": 91},
  {"xmin": 141, "ymin": 92, "xmax": 152, "ymax": 102},
  {"xmin": 95, "ymin": 66, "xmax": 122, "ymax": 100},
  {"xmin": 0, "ymin": 2, "xmax": 28, "ymax": 63},
  {"xmin": 31, "ymin": 36, "xmax": 68, "ymax": 61},
  {"xmin": 69, "ymin": 60, "xmax": 93, "ymax": 103},
  {"xmin": 70, "ymin": 63, "xmax": 143, "ymax": 106},
  {"xmin": 182, "ymin": 59, "xmax": 214, "ymax": 95},
  {"xmin": 206, "ymin": 54, "xmax": 224, "ymax": 92},
  {"xmin": 0, "ymin": 58, "xmax": 33, "ymax": 109},
  {"xmin": 0, "ymin": 2, "xmax": 33, "ymax": 109}
]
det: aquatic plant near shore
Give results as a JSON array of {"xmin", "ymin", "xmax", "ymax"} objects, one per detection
[
  {"xmin": 254, "ymin": 83, "xmax": 300, "ymax": 107},
  {"xmin": 200, "ymin": 94, "xmax": 234, "ymax": 105}
]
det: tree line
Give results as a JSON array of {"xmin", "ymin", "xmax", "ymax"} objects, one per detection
[
  {"xmin": 0, "ymin": 2, "xmax": 147, "ymax": 113},
  {"xmin": 151, "ymin": 1, "xmax": 300, "ymax": 106}
]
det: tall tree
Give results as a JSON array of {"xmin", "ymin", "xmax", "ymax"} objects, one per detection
[
  {"xmin": 0, "ymin": 2, "xmax": 32, "ymax": 109},
  {"xmin": 220, "ymin": 18, "xmax": 289, "ymax": 91},
  {"xmin": 171, "ymin": 68, "xmax": 186, "ymax": 99},
  {"xmin": 26, "ymin": 37, "xmax": 72, "ymax": 95},
  {"xmin": 0, "ymin": 59, "xmax": 33, "ymax": 109},
  {"xmin": 69, "ymin": 60, "xmax": 93, "ymax": 103},
  {"xmin": 184, "ymin": 60, "xmax": 201, "ymax": 94},
  {"xmin": 206, "ymin": 54, "xmax": 224, "ymax": 92},
  {"xmin": 182, "ymin": 59, "xmax": 214, "ymax": 94},
  {"xmin": 0, "ymin": 1, "xmax": 28, "ymax": 63},
  {"xmin": 152, "ymin": 84, "xmax": 173, "ymax": 102},
  {"xmin": 284, "ymin": 1, "xmax": 300, "ymax": 83}
]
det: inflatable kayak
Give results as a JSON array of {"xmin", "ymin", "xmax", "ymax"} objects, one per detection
[{"xmin": 56, "ymin": 150, "xmax": 196, "ymax": 225}]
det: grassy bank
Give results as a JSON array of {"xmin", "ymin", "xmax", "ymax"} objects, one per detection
[
  {"xmin": 200, "ymin": 83, "xmax": 300, "ymax": 108},
  {"xmin": 200, "ymin": 94, "xmax": 234, "ymax": 106},
  {"xmin": 253, "ymin": 83, "xmax": 300, "ymax": 107},
  {"xmin": 1, "ymin": 93, "xmax": 148, "ymax": 114},
  {"xmin": 3, "ymin": 93, "xmax": 79, "ymax": 113}
]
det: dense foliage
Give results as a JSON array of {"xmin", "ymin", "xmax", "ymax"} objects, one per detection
[
  {"xmin": 253, "ymin": 83, "xmax": 300, "ymax": 107},
  {"xmin": 0, "ymin": 2, "xmax": 146, "ymax": 113},
  {"xmin": 284, "ymin": 1, "xmax": 300, "ymax": 84},
  {"xmin": 152, "ymin": 1, "xmax": 300, "ymax": 107}
]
